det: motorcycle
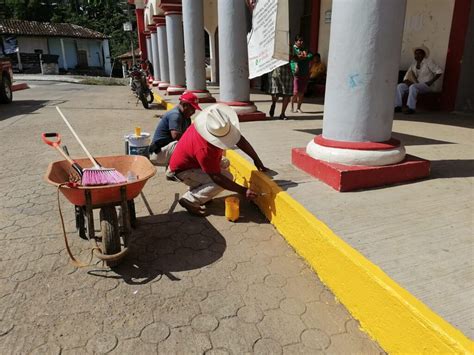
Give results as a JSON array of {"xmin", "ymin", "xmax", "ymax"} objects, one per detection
[{"xmin": 129, "ymin": 66, "xmax": 154, "ymax": 109}]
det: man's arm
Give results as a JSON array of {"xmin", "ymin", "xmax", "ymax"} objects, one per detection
[
  {"xmin": 236, "ymin": 135, "xmax": 268, "ymax": 171},
  {"xmin": 208, "ymin": 172, "xmax": 258, "ymax": 200},
  {"xmin": 426, "ymin": 73, "xmax": 442, "ymax": 87},
  {"xmin": 170, "ymin": 130, "xmax": 182, "ymax": 140}
]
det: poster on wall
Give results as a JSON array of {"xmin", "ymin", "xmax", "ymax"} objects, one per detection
[{"xmin": 247, "ymin": 0, "xmax": 289, "ymax": 79}]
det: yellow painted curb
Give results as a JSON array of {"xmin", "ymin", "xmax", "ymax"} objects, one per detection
[
  {"xmin": 225, "ymin": 150, "xmax": 474, "ymax": 354},
  {"xmin": 151, "ymin": 96, "xmax": 473, "ymax": 353},
  {"xmin": 154, "ymin": 91, "xmax": 175, "ymax": 111}
]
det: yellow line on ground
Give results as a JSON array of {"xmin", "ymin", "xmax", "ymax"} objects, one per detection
[
  {"xmin": 154, "ymin": 92, "xmax": 174, "ymax": 111},
  {"xmin": 154, "ymin": 92, "xmax": 474, "ymax": 353},
  {"xmin": 225, "ymin": 149, "xmax": 473, "ymax": 354}
]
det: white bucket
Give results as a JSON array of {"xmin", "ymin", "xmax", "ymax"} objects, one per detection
[{"xmin": 124, "ymin": 132, "xmax": 151, "ymax": 157}]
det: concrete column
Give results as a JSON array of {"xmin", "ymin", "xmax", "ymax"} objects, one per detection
[
  {"xmin": 306, "ymin": 0, "xmax": 407, "ymax": 166},
  {"xmin": 217, "ymin": 0, "xmax": 263, "ymax": 119},
  {"xmin": 150, "ymin": 28, "xmax": 161, "ymax": 85},
  {"xmin": 165, "ymin": 11, "xmax": 186, "ymax": 94},
  {"xmin": 156, "ymin": 20, "xmax": 170, "ymax": 89},
  {"xmin": 146, "ymin": 36, "xmax": 152, "ymax": 64},
  {"xmin": 182, "ymin": 0, "xmax": 214, "ymax": 102},
  {"xmin": 102, "ymin": 39, "xmax": 112, "ymax": 76},
  {"xmin": 60, "ymin": 38, "xmax": 68, "ymax": 71},
  {"xmin": 208, "ymin": 30, "xmax": 218, "ymax": 83},
  {"xmin": 135, "ymin": 8, "xmax": 147, "ymax": 62}
]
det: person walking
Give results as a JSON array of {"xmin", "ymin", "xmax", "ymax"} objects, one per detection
[
  {"xmin": 290, "ymin": 35, "xmax": 313, "ymax": 113},
  {"xmin": 267, "ymin": 63, "xmax": 293, "ymax": 120}
]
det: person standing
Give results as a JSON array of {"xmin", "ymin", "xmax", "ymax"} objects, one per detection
[
  {"xmin": 167, "ymin": 103, "xmax": 268, "ymax": 217},
  {"xmin": 267, "ymin": 63, "xmax": 293, "ymax": 120},
  {"xmin": 290, "ymin": 35, "xmax": 313, "ymax": 113},
  {"xmin": 395, "ymin": 45, "xmax": 443, "ymax": 114}
]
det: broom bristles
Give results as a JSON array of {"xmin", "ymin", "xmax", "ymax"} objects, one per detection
[{"xmin": 82, "ymin": 168, "xmax": 127, "ymax": 186}]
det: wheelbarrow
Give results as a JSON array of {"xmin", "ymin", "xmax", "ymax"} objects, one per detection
[{"xmin": 44, "ymin": 155, "xmax": 156, "ymax": 267}]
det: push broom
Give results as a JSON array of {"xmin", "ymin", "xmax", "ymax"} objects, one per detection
[{"xmin": 56, "ymin": 106, "xmax": 127, "ymax": 186}]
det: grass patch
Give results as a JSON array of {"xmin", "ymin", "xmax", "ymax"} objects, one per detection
[{"xmin": 79, "ymin": 77, "xmax": 128, "ymax": 86}]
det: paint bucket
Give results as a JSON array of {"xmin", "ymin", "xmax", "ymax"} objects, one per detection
[
  {"xmin": 124, "ymin": 131, "xmax": 151, "ymax": 157},
  {"xmin": 225, "ymin": 196, "xmax": 240, "ymax": 222}
]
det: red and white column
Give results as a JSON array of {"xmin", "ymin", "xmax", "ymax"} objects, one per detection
[
  {"xmin": 217, "ymin": 0, "xmax": 265, "ymax": 121},
  {"xmin": 148, "ymin": 25, "xmax": 161, "ymax": 86},
  {"xmin": 134, "ymin": 4, "xmax": 147, "ymax": 62},
  {"xmin": 154, "ymin": 15, "xmax": 170, "ymax": 90},
  {"xmin": 160, "ymin": 2, "xmax": 186, "ymax": 95},
  {"xmin": 292, "ymin": 0, "xmax": 430, "ymax": 191},
  {"xmin": 182, "ymin": 0, "xmax": 215, "ymax": 103}
]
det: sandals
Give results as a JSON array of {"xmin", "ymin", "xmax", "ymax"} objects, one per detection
[
  {"xmin": 269, "ymin": 102, "xmax": 276, "ymax": 118},
  {"xmin": 178, "ymin": 198, "xmax": 208, "ymax": 217}
]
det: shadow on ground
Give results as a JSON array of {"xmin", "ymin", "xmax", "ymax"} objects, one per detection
[
  {"xmin": 0, "ymin": 100, "xmax": 51, "ymax": 121},
  {"xmin": 88, "ymin": 195, "xmax": 269, "ymax": 285}
]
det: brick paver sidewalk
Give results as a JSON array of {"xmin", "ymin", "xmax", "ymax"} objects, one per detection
[{"xmin": 0, "ymin": 82, "xmax": 383, "ymax": 354}]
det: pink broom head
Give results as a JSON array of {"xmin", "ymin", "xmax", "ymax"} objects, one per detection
[{"xmin": 82, "ymin": 168, "xmax": 127, "ymax": 186}]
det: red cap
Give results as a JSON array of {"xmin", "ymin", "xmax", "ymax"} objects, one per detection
[{"xmin": 179, "ymin": 92, "xmax": 202, "ymax": 111}]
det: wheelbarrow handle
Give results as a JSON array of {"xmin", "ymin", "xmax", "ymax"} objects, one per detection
[
  {"xmin": 42, "ymin": 132, "xmax": 61, "ymax": 146},
  {"xmin": 42, "ymin": 132, "xmax": 83, "ymax": 177}
]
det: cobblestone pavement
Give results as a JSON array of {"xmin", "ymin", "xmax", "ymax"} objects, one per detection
[{"xmin": 0, "ymin": 82, "xmax": 383, "ymax": 354}]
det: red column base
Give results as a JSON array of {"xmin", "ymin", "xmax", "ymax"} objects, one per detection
[
  {"xmin": 237, "ymin": 111, "xmax": 267, "ymax": 122},
  {"xmin": 292, "ymin": 148, "xmax": 431, "ymax": 192},
  {"xmin": 12, "ymin": 83, "xmax": 29, "ymax": 91}
]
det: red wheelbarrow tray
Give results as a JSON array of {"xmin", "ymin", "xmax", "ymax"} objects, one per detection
[{"xmin": 44, "ymin": 155, "xmax": 156, "ymax": 207}]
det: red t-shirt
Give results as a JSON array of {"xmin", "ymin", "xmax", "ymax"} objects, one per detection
[{"xmin": 169, "ymin": 124, "xmax": 223, "ymax": 174}]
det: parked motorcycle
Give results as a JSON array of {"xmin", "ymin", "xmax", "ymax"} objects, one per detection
[{"xmin": 129, "ymin": 66, "xmax": 154, "ymax": 109}]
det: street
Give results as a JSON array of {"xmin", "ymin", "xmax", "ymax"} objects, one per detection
[{"xmin": 0, "ymin": 82, "xmax": 382, "ymax": 354}]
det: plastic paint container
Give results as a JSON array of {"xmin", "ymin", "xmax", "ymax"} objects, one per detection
[
  {"xmin": 124, "ymin": 131, "xmax": 151, "ymax": 157},
  {"xmin": 225, "ymin": 196, "xmax": 240, "ymax": 222}
]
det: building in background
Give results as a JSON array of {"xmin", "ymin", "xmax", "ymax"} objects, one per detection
[{"xmin": 0, "ymin": 19, "xmax": 112, "ymax": 76}]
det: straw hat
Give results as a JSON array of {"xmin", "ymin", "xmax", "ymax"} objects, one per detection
[
  {"xmin": 413, "ymin": 44, "xmax": 430, "ymax": 58},
  {"xmin": 194, "ymin": 103, "xmax": 241, "ymax": 149}
]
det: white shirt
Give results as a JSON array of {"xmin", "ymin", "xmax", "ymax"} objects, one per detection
[{"xmin": 404, "ymin": 58, "xmax": 443, "ymax": 84}]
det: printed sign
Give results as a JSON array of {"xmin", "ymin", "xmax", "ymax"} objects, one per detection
[{"xmin": 247, "ymin": 0, "xmax": 289, "ymax": 79}]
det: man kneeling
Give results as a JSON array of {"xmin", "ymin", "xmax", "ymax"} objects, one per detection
[{"xmin": 167, "ymin": 103, "xmax": 268, "ymax": 216}]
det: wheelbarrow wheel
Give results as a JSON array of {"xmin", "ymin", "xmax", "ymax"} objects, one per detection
[{"xmin": 99, "ymin": 207, "xmax": 121, "ymax": 267}]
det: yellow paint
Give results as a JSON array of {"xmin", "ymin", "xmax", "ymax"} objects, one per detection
[
  {"xmin": 225, "ymin": 149, "xmax": 474, "ymax": 354},
  {"xmin": 153, "ymin": 91, "xmax": 175, "ymax": 111}
]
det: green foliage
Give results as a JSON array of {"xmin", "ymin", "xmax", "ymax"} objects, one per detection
[{"xmin": 5, "ymin": 0, "xmax": 137, "ymax": 58}]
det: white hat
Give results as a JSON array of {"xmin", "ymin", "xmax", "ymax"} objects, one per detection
[
  {"xmin": 194, "ymin": 103, "xmax": 241, "ymax": 149},
  {"xmin": 413, "ymin": 44, "xmax": 430, "ymax": 58}
]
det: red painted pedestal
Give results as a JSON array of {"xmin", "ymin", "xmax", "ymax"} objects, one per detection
[{"xmin": 292, "ymin": 148, "xmax": 430, "ymax": 192}]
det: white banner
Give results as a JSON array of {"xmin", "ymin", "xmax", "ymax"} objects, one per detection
[{"xmin": 247, "ymin": 0, "xmax": 289, "ymax": 79}]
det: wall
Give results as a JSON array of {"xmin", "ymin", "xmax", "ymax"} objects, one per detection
[
  {"xmin": 455, "ymin": 2, "xmax": 474, "ymax": 112},
  {"xmin": 76, "ymin": 39, "xmax": 103, "ymax": 67},
  {"xmin": 48, "ymin": 38, "xmax": 77, "ymax": 69},
  {"xmin": 289, "ymin": 0, "xmax": 305, "ymax": 41},
  {"xmin": 18, "ymin": 37, "xmax": 48, "ymax": 53},
  {"xmin": 317, "ymin": 0, "xmax": 455, "ymax": 79}
]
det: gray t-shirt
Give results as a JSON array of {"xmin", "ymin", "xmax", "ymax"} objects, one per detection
[{"xmin": 151, "ymin": 107, "xmax": 191, "ymax": 148}]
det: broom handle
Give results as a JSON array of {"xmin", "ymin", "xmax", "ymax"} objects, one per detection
[{"xmin": 56, "ymin": 106, "xmax": 100, "ymax": 169}]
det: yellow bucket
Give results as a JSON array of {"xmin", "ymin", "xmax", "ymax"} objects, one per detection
[{"xmin": 225, "ymin": 196, "xmax": 240, "ymax": 222}]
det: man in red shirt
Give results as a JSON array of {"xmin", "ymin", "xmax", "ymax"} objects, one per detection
[{"xmin": 168, "ymin": 103, "xmax": 268, "ymax": 216}]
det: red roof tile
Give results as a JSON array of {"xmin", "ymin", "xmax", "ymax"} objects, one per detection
[{"xmin": 0, "ymin": 19, "xmax": 108, "ymax": 39}]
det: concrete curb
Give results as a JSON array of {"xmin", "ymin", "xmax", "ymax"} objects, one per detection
[
  {"xmin": 155, "ymin": 92, "xmax": 474, "ymax": 353},
  {"xmin": 12, "ymin": 82, "xmax": 29, "ymax": 92}
]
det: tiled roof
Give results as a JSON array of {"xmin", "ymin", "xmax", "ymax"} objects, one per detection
[{"xmin": 0, "ymin": 20, "xmax": 108, "ymax": 39}]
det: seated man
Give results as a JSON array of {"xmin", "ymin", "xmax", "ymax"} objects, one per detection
[
  {"xmin": 149, "ymin": 92, "xmax": 201, "ymax": 166},
  {"xmin": 309, "ymin": 53, "xmax": 326, "ymax": 85},
  {"xmin": 395, "ymin": 45, "xmax": 443, "ymax": 114},
  {"xmin": 167, "ymin": 103, "xmax": 268, "ymax": 216}
]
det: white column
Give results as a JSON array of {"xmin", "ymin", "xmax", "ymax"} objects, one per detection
[
  {"xmin": 218, "ymin": 0, "xmax": 257, "ymax": 115},
  {"xmin": 157, "ymin": 23, "xmax": 170, "ymax": 89},
  {"xmin": 102, "ymin": 39, "xmax": 112, "ymax": 76},
  {"xmin": 208, "ymin": 29, "xmax": 217, "ymax": 83},
  {"xmin": 306, "ymin": 0, "xmax": 407, "ymax": 166},
  {"xmin": 146, "ymin": 36, "xmax": 152, "ymax": 63},
  {"xmin": 150, "ymin": 29, "xmax": 161, "ymax": 84},
  {"xmin": 165, "ymin": 11, "xmax": 186, "ymax": 94},
  {"xmin": 182, "ymin": 0, "xmax": 213, "ymax": 100},
  {"xmin": 60, "ymin": 38, "xmax": 68, "ymax": 70}
]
